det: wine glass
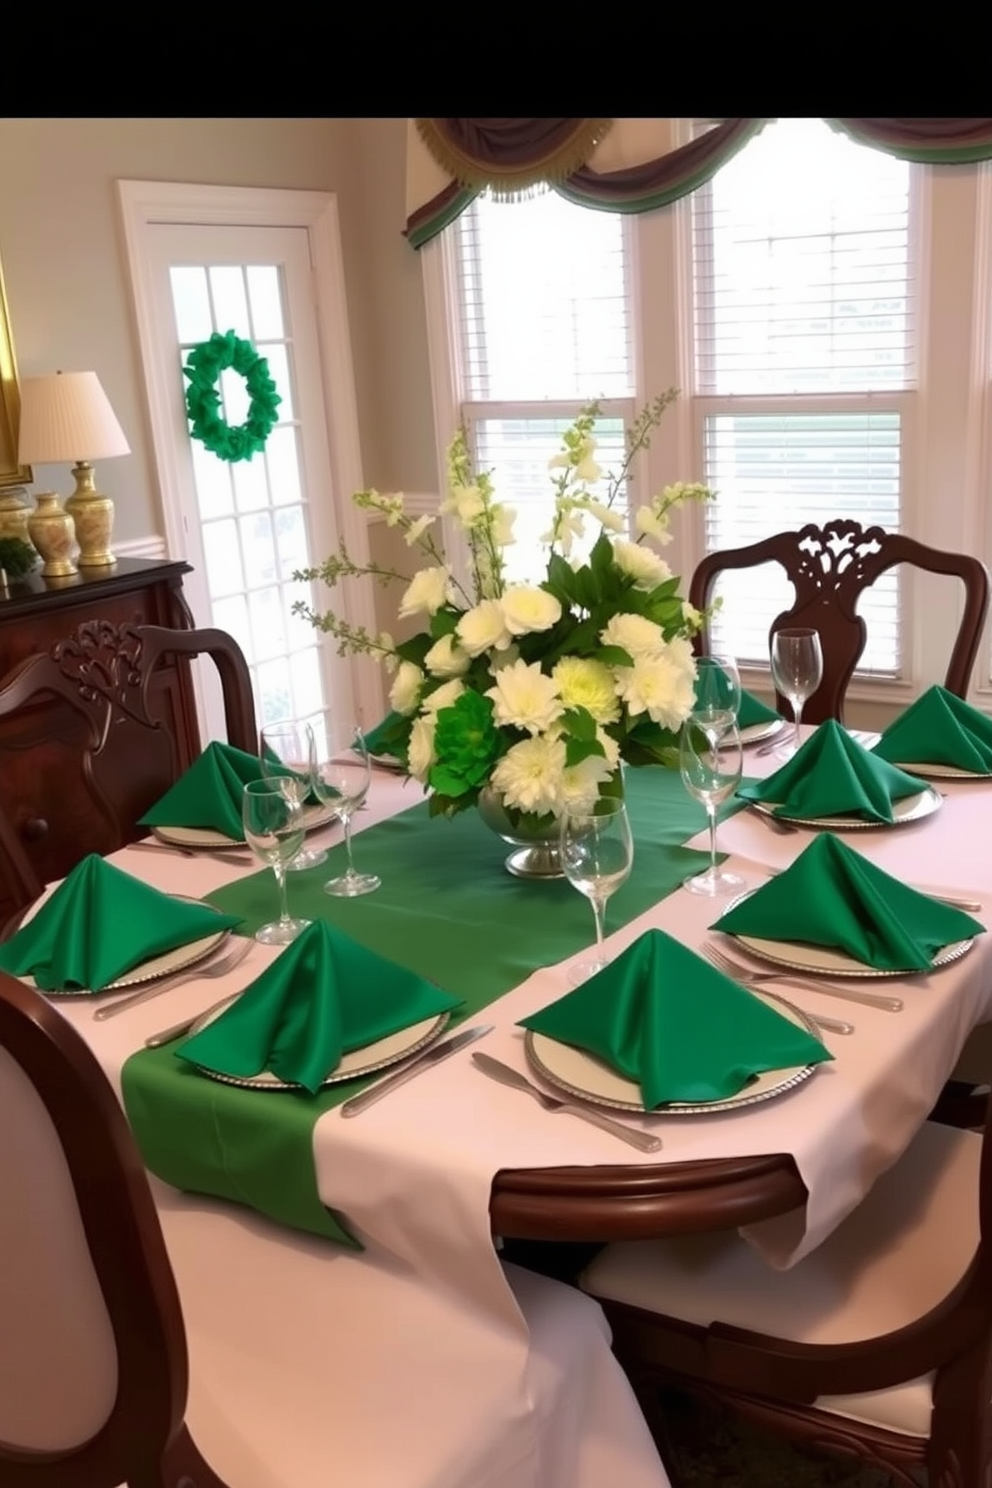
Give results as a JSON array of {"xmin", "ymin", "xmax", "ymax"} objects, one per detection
[
  {"xmin": 559, "ymin": 798, "xmax": 634, "ymax": 985},
  {"xmin": 310, "ymin": 722, "xmax": 381, "ymax": 897},
  {"xmin": 680, "ymin": 719, "xmax": 746, "ymax": 897},
  {"xmin": 260, "ymin": 720, "xmax": 327, "ymax": 872},
  {"xmin": 770, "ymin": 627, "xmax": 823, "ymax": 758},
  {"xmin": 241, "ymin": 779, "xmax": 311, "ymax": 944},
  {"xmin": 693, "ymin": 653, "xmax": 741, "ymax": 742}
]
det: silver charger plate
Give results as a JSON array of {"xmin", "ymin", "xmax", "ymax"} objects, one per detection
[
  {"xmin": 37, "ymin": 902, "xmax": 232, "ymax": 998},
  {"xmin": 748, "ymin": 784, "xmax": 942, "ymax": 831},
  {"xmin": 185, "ymin": 1004, "xmax": 451, "ymax": 1092},
  {"xmin": 153, "ymin": 801, "xmax": 337, "ymax": 850},
  {"xmin": 720, "ymin": 888, "xmax": 975, "ymax": 980},
  {"xmin": 740, "ymin": 718, "xmax": 785, "ymax": 746},
  {"xmin": 369, "ymin": 753, "xmax": 408, "ymax": 774},
  {"xmin": 524, "ymin": 987, "xmax": 822, "ymax": 1116},
  {"xmin": 889, "ymin": 760, "xmax": 992, "ymax": 781}
]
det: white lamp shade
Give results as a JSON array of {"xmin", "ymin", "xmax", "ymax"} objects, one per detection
[{"xmin": 18, "ymin": 371, "xmax": 130, "ymax": 465}]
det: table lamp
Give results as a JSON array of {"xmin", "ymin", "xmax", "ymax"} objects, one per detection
[{"xmin": 17, "ymin": 371, "xmax": 130, "ymax": 569}]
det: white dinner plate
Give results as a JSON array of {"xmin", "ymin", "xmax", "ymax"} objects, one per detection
[
  {"xmin": 748, "ymin": 784, "xmax": 942, "ymax": 831},
  {"xmin": 720, "ymin": 889, "xmax": 975, "ymax": 980},
  {"xmin": 37, "ymin": 915, "xmax": 232, "ymax": 998},
  {"xmin": 184, "ymin": 1003, "xmax": 451, "ymax": 1092},
  {"xmin": 740, "ymin": 717, "xmax": 785, "ymax": 747},
  {"xmin": 153, "ymin": 801, "xmax": 337, "ymax": 851},
  {"xmin": 889, "ymin": 760, "xmax": 992, "ymax": 781},
  {"xmin": 524, "ymin": 988, "xmax": 822, "ymax": 1116}
]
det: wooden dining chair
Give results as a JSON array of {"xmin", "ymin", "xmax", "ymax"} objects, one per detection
[
  {"xmin": 579, "ymin": 1087, "xmax": 992, "ymax": 1488},
  {"xmin": 0, "ymin": 620, "xmax": 258, "ymax": 918},
  {"xmin": 0, "ymin": 968, "xmax": 671, "ymax": 1488},
  {"xmin": 688, "ymin": 519, "xmax": 990, "ymax": 723}
]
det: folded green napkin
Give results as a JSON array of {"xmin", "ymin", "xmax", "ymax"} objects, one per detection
[
  {"xmin": 176, "ymin": 919, "xmax": 463, "ymax": 1094},
  {"xmin": 519, "ymin": 929, "xmax": 831, "ymax": 1109},
  {"xmin": 738, "ymin": 719, "xmax": 926, "ymax": 822},
  {"xmin": 0, "ymin": 854, "xmax": 242, "ymax": 993},
  {"xmin": 739, "ymin": 688, "xmax": 781, "ymax": 730},
  {"xmin": 139, "ymin": 741, "xmax": 265, "ymax": 840},
  {"xmin": 874, "ymin": 685, "xmax": 992, "ymax": 774},
  {"xmin": 712, "ymin": 833, "xmax": 984, "ymax": 971},
  {"xmin": 363, "ymin": 710, "xmax": 409, "ymax": 764}
]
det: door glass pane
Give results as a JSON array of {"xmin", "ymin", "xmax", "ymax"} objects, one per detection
[{"xmin": 209, "ymin": 266, "xmax": 251, "ymax": 337}]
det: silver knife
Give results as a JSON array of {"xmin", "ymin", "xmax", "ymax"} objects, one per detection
[{"xmin": 339, "ymin": 1023, "xmax": 493, "ymax": 1117}]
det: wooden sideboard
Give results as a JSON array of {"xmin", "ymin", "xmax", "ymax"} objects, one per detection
[{"xmin": 0, "ymin": 558, "xmax": 197, "ymax": 919}]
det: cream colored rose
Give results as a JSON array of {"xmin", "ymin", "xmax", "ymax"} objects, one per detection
[
  {"xmin": 501, "ymin": 586, "xmax": 562, "ymax": 637},
  {"xmin": 612, "ymin": 540, "xmax": 672, "ymax": 590},
  {"xmin": 456, "ymin": 599, "xmax": 512, "ymax": 657},
  {"xmin": 424, "ymin": 633, "xmax": 470, "ymax": 677},
  {"xmin": 389, "ymin": 660, "xmax": 423, "ymax": 716},
  {"xmin": 486, "ymin": 659, "xmax": 563, "ymax": 736},
  {"xmin": 599, "ymin": 612, "xmax": 665, "ymax": 658},
  {"xmin": 421, "ymin": 679, "xmax": 466, "ymax": 715},
  {"xmin": 399, "ymin": 566, "xmax": 451, "ymax": 618},
  {"xmin": 552, "ymin": 656, "xmax": 620, "ymax": 724},
  {"xmin": 407, "ymin": 714, "xmax": 436, "ymax": 782}
]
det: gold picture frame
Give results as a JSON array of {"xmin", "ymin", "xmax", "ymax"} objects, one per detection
[{"xmin": 0, "ymin": 254, "xmax": 30, "ymax": 489}]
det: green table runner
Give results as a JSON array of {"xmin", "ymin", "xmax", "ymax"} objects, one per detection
[{"xmin": 121, "ymin": 768, "xmax": 746, "ymax": 1246}]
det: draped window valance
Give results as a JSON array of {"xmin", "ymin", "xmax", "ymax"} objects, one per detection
[{"xmin": 406, "ymin": 118, "xmax": 992, "ymax": 248}]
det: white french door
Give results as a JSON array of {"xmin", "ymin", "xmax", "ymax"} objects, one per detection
[{"xmin": 119, "ymin": 183, "xmax": 379, "ymax": 746}]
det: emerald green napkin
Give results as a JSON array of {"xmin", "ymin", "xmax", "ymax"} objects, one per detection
[
  {"xmin": 139, "ymin": 741, "xmax": 265, "ymax": 840},
  {"xmin": 363, "ymin": 710, "xmax": 409, "ymax": 764},
  {"xmin": 738, "ymin": 688, "xmax": 781, "ymax": 730},
  {"xmin": 874, "ymin": 685, "xmax": 992, "ymax": 774},
  {"xmin": 738, "ymin": 719, "xmax": 926, "ymax": 822},
  {"xmin": 176, "ymin": 919, "xmax": 463, "ymax": 1094},
  {"xmin": 519, "ymin": 929, "xmax": 831, "ymax": 1109},
  {"xmin": 0, "ymin": 854, "xmax": 242, "ymax": 992},
  {"xmin": 712, "ymin": 833, "xmax": 984, "ymax": 971}
]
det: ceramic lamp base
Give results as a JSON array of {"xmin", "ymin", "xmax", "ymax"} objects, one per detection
[{"xmin": 65, "ymin": 490, "xmax": 115, "ymax": 567}]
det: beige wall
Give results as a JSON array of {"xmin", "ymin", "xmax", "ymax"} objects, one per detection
[{"xmin": 0, "ymin": 117, "xmax": 436, "ymax": 548}]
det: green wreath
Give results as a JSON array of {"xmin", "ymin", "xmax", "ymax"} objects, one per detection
[{"xmin": 183, "ymin": 330, "xmax": 281, "ymax": 462}]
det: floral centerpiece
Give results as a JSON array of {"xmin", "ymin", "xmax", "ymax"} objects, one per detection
[{"xmin": 294, "ymin": 392, "xmax": 714, "ymax": 839}]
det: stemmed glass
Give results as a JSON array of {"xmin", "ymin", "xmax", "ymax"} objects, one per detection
[
  {"xmin": 770, "ymin": 627, "xmax": 823, "ymax": 758},
  {"xmin": 680, "ymin": 719, "xmax": 746, "ymax": 897},
  {"xmin": 559, "ymin": 798, "xmax": 634, "ymax": 985},
  {"xmin": 260, "ymin": 720, "xmax": 327, "ymax": 872},
  {"xmin": 241, "ymin": 779, "xmax": 311, "ymax": 944},
  {"xmin": 310, "ymin": 722, "xmax": 381, "ymax": 898},
  {"xmin": 693, "ymin": 653, "xmax": 741, "ymax": 743}
]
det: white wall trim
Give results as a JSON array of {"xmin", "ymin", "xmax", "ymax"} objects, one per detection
[{"xmin": 115, "ymin": 533, "xmax": 167, "ymax": 560}]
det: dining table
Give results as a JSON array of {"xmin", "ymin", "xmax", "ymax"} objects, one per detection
[{"xmin": 31, "ymin": 723, "xmax": 992, "ymax": 1484}]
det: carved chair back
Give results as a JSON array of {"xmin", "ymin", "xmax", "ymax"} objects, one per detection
[
  {"xmin": 687, "ymin": 520, "xmax": 990, "ymax": 722},
  {"xmin": 0, "ymin": 622, "xmax": 257, "ymax": 917}
]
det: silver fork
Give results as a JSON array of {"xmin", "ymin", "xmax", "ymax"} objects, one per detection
[
  {"xmin": 701, "ymin": 946, "xmax": 854, "ymax": 1032},
  {"xmin": 472, "ymin": 1053, "xmax": 662, "ymax": 1153},
  {"xmin": 93, "ymin": 937, "xmax": 253, "ymax": 1020},
  {"xmin": 704, "ymin": 943, "xmax": 903, "ymax": 1012}
]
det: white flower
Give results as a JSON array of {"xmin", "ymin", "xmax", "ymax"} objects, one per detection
[
  {"xmin": 560, "ymin": 753, "xmax": 616, "ymax": 814},
  {"xmin": 501, "ymin": 586, "xmax": 562, "ymax": 637},
  {"xmin": 486, "ymin": 659, "xmax": 563, "ymax": 736},
  {"xmin": 542, "ymin": 502, "xmax": 585, "ymax": 556},
  {"xmin": 457, "ymin": 599, "xmax": 513, "ymax": 657},
  {"xmin": 424, "ymin": 633, "xmax": 470, "ymax": 677},
  {"xmin": 552, "ymin": 656, "xmax": 620, "ymax": 724},
  {"xmin": 575, "ymin": 457, "xmax": 602, "ymax": 483},
  {"xmin": 377, "ymin": 632, "xmax": 399, "ymax": 674},
  {"xmin": 399, "ymin": 566, "xmax": 451, "ymax": 618},
  {"xmin": 614, "ymin": 645, "xmax": 697, "ymax": 731},
  {"xmin": 407, "ymin": 714, "xmax": 436, "ymax": 782},
  {"xmin": 490, "ymin": 735, "xmax": 567, "ymax": 817},
  {"xmin": 584, "ymin": 499, "xmax": 623, "ymax": 533},
  {"xmin": 404, "ymin": 514, "xmax": 435, "ymax": 546},
  {"xmin": 389, "ymin": 660, "xmax": 423, "ymax": 716},
  {"xmin": 600, "ymin": 612, "xmax": 666, "ymax": 659},
  {"xmin": 440, "ymin": 484, "xmax": 486, "ymax": 529},
  {"xmin": 491, "ymin": 504, "xmax": 516, "ymax": 547},
  {"xmin": 612, "ymin": 540, "xmax": 672, "ymax": 590},
  {"xmin": 634, "ymin": 505, "xmax": 673, "ymax": 545},
  {"xmin": 422, "ymin": 679, "xmax": 466, "ymax": 715},
  {"xmin": 681, "ymin": 602, "xmax": 703, "ymax": 633}
]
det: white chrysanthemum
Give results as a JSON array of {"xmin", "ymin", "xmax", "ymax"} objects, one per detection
[
  {"xmin": 552, "ymin": 656, "xmax": 620, "ymax": 724},
  {"xmin": 389, "ymin": 660, "xmax": 423, "ymax": 716},
  {"xmin": 407, "ymin": 714, "xmax": 435, "ymax": 782},
  {"xmin": 424, "ymin": 633, "xmax": 470, "ymax": 677},
  {"xmin": 600, "ymin": 612, "xmax": 665, "ymax": 659},
  {"xmin": 584, "ymin": 500, "xmax": 624, "ymax": 533},
  {"xmin": 614, "ymin": 648, "xmax": 697, "ymax": 731},
  {"xmin": 612, "ymin": 540, "xmax": 672, "ymax": 590},
  {"xmin": 486, "ymin": 659, "xmax": 563, "ymax": 736},
  {"xmin": 490, "ymin": 735, "xmax": 567, "ymax": 817},
  {"xmin": 560, "ymin": 753, "xmax": 616, "ymax": 814},
  {"xmin": 634, "ymin": 505, "xmax": 673, "ymax": 545},
  {"xmin": 399, "ymin": 566, "xmax": 451, "ymax": 619},
  {"xmin": 404, "ymin": 514, "xmax": 435, "ymax": 547},
  {"xmin": 501, "ymin": 586, "xmax": 562, "ymax": 637},
  {"xmin": 456, "ymin": 599, "xmax": 512, "ymax": 658},
  {"xmin": 421, "ymin": 679, "xmax": 466, "ymax": 715}
]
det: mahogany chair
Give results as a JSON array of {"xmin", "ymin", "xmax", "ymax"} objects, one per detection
[
  {"xmin": 580, "ymin": 1093, "xmax": 992, "ymax": 1488},
  {"xmin": 688, "ymin": 519, "xmax": 990, "ymax": 724},
  {"xmin": 0, "ymin": 620, "xmax": 258, "ymax": 919},
  {"xmin": 0, "ymin": 968, "xmax": 670, "ymax": 1488}
]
